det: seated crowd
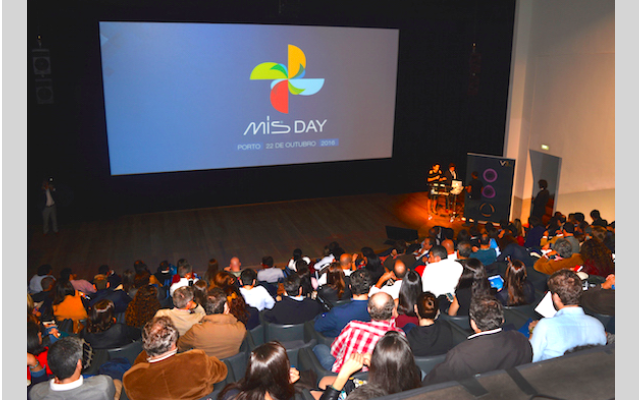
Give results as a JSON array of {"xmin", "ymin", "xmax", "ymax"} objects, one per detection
[{"xmin": 26, "ymin": 209, "xmax": 615, "ymax": 400}]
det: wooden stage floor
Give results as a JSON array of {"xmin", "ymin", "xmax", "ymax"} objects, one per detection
[{"xmin": 27, "ymin": 192, "xmax": 468, "ymax": 281}]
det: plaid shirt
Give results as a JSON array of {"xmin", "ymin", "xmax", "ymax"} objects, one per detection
[{"xmin": 330, "ymin": 319, "xmax": 405, "ymax": 372}]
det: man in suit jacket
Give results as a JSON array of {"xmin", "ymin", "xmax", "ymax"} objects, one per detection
[
  {"xmin": 423, "ymin": 295, "xmax": 532, "ymax": 386},
  {"xmin": 262, "ymin": 273, "xmax": 323, "ymax": 324}
]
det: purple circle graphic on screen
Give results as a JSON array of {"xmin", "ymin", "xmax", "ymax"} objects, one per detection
[
  {"xmin": 482, "ymin": 185, "xmax": 495, "ymax": 199},
  {"xmin": 483, "ymin": 169, "xmax": 498, "ymax": 183}
]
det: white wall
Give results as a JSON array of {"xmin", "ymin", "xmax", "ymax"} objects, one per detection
[{"xmin": 505, "ymin": 0, "xmax": 615, "ymax": 223}]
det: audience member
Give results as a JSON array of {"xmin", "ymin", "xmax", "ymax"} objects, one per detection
[
  {"xmin": 315, "ymin": 292, "xmax": 404, "ymax": 373},
  {"xmin": 88, "ymin": 274, "xmax": 132, "ymax": 314},
  {"xmin": 123, "ymin": 316, "xmax": 227, "ymax": 400},
  {"xmin": 314, "ymin": 269, "xmax": 372, "ymax": 338},
  {"xmin": 125, "ymin": 284, "xmax": 162, "ymax": 329},
  {"xmin": 169, "ymin": 262, "xmax": 197, "ymax": 297},
  {"xmin": 447, "ymin": 259, "xmax": 491, "ymax": 317},
  {"xmin": 219, "ymin": 341, "xmax": 300, "ymax": 400},
  {"xmin": 288, "ymin": 248, "xmax": 312, "ymax": 271},
  {"xmin": 154, "ymin": 286, "xmax": 206, "ymax": 336},
  {"xmin": 395, "ymin": 270, "xmax": 422, "ymax": 328},
  {"xmin": 495, "ymin": 259, "xmax": 536, "ymax": 307},
  {"xmin": 27, "ymin": 321, "xmax": 53, "ymax": 386},
  {"xmin": 407, "ymin": 292, "xmax": 453, "ymax": 356},
  {"xmin": 360, "ymin": 247, "xmax": 385, "ymax": 284},
  {"xmin": 211, "ymin": 270, "xmax": 238, "ymax": 289},
  {"xmin": 455, "ymin": 240, "xmax": 472, "ymax": 263},
  {"xmin": 224, "ymin": 256, "xmax": 243, "ymax": 278},
  {"xmin": 589, "ymin": 209, "xmax": 608, "ymax": 228},
  {"xmin": 51, "ymin": 280, "xmax": 87, "ymax": 330},
  {"xmin": 529, "ymin": 270, "xmax": 607, "ymax": 362},
  {"xmin": 31, "ymin": 276, "xmax": 56, "ymax": 323},
  {"xmin": 579, "ymin": 229, "xmax": 614, "ymax": 277},
  {"xmin": 223, "ymin": 285, "xmax": 260, "ymax": 330},
  {"xmin": 496, "ymin": 234, "xmax": 535, "ymax": 268},
  {"xmin": 422, "ymin": 295, "xmax": 533, "ymax": 386},
  {"xmin": 382, "ymin": 240, "xmax": 416, "ymax": 273},
  {"xmin": 239, "ymin": 268, "xmax": 276, "ymax": 311},
  {"xmin": 469, "ymin": 233, "xmax": 497, "ymax": 266},
  {"xmin": 295, "ymin": 260, "xmax": 317, "ymax": 294},
  {"xmin": 29, "ymin": 337, "xmax": 117, "ymax": 400},
  {"xmin": 318, "ymin": 262, "xmax": 352, "ymax": 305},
  {"xmin": 29, "ymin": 264, "xmax": 55, "ymax": 294},
  {"xmin": 263, "ymin": 273, "xmax": 323, "ymax": 324},
  {"xmin": 178, "ymin": 287, "xmax": 246, "ymax": 359},
  {"xmin": 533, "ymin": 238, "xmax": 584, "ymax": 275},
  {"xmin": 98, "ymin": 264, "xmax": 122, "ymax": 288},
  {"xmin": 81, "ymin": 299, "xmax": 141, "ymax": 349},
  {"xmin": 192, "ymin": 279, "xmax": 208, "ymax": 307},
  {"xmin": 257, "ymin": 255, "xmax": 285, "ymax": 283},
  {"xmin": 441, "ymin": 239, "xmax": 457, "ymax": 260},
  {"xmin": 319, "ymin": 253, "xmax": 354, "ymax": 286},
  {"xmin": 59, "ymin": 267, "xmax": 95, "ymax": 296},
  {"xmin": 204, "ymin": 258, "xmax": 220, "ymax": 284},
  {"xmin": 369, "ymin": 259, "xmax": 407, "ymax": 300},
  {"xmin": 317, "ymin": 331, "xmax": 421, "ymax": 400},
  {"xmin": 154, "ymin": 260, "xmax": 175, "ymax": 288},
  {"xmin": 421, "ymin": 245, "xmax": 464, "ymax": 298},
  {"xmin": 579, "ymin": 274, "xmax": 615, "ymax": 316},
  {"xmin": 524, "ymin": 216, "xmax": 546, "ymax": 250}
]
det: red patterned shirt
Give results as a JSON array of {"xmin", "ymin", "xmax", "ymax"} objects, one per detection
[{"xmin": 330, "ymin": 319, "xmax": 405, "ymax": 373}]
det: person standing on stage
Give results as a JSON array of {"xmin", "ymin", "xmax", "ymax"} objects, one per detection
[
  {"xmin": 442, "ymin": 163, "xmax": 458, "ymax": 213},
  {"xmin": 427, "ymin": 163, "xmax": 445, "ymax": 218},
  {"xmin": 39, "ymin": 178, "xmax": 58, "ymax": 235},
  {"xmin": 463, "ymin": 171, "xmax": 483, "ymax": 227}
]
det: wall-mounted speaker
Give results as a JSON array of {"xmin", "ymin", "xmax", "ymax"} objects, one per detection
[
  {"xmin": 32, "ymin": 48, "xmax": 52, "ymax": 76},
  {"xmin": 35, "ymin": 78, "xmax": 54, "ymax": 104}
]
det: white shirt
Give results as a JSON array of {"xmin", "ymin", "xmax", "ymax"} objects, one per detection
[
  {"xmin": 50, "ymin": 377, "xmax": 83, "ymax": 392},
  {"xmin": 288, "ymin": 257, "xmax": 311, "ymax": 271},
  {"xmin": 45, "ymin": 188, "xmax": 55, "ymax": 207},
  {"xmin": 314, "ymin": 255, "xmax": 335, "ymax": 271},
  {"xmin": 318, "ymin": 269, "xmax": 352, "ymax": 286},
  {"xmin": 169, "ymin": 278, "xmax": 192, "ymax": 297},
  {"xmin": 368, "ymin": 279, "xmax": 403, "ymax": 300},
  {"xmin": 421, "ymin": 258, "xmax": 464, "ymax": 297},
  {"xmin": 240, "ymin": 286, "xmax": 276, "ymax": 311}
]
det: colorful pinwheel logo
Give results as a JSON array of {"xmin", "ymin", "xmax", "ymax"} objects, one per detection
[{"xmin": 250, "ymin": 45, "xmax": 325, "ymax": 114}]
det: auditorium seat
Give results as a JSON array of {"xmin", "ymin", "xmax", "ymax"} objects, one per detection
[
  {"xmin": 303, "ymin": 320, "xmax": 335, "ymax": 347},
  {"xmin": 414, "ymin": 353, "xmax": 447, "ymax": 376},
  {"xmin": 107, "ymin": 339, "xmax": 143, "ymax": 366},
  {"xmin": 439, "ymin": 313, "xmax": 471, "ymax": 330},
  {"xmin": 247, "ymin": 324, "xmax": 264, "ymax": 350},
  {"xmin": 363, "ymin": 343, "xmax": 615, "ymax": 400}
]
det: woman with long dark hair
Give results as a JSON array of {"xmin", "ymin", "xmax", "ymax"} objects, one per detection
[
  {"xmin": 204, "ymin": 258, "xmax": 220, "ymax": 284},
  {"xmin": 223, "ymin": 285, "xmax": 260, "ymax": 331},
  {"xmin": 51, "ymin": 280, "xmax": 87, "ymax": 327},
  {"xmin": 360, "ymin": 247, "xmax": 385, "ymax": 284},
  {"xmin": 316, "ymin": 331, "xmax": 421, "ymax": 400},
  {"xmin": 82, "ymin": 299, "xmax": 141, "ymax": 349},
  {"xmin": 496, "ymin": 259, "xmax": 536, "ymax": 306},
  {"xmin": 317, "ymin": 263, "xmax": 351, "ymax": 304},
  {"xmin": 125, "ymin": 284, "xmax": 162, "ymax": 329},
  {"xmin": 580, "ymin": 236, "xmax": 614, "ymax": 278},
  {"xmin": 27, "ymin": 321, "xmax": 53, "ymax": 386},
  {"xmin": 447, "ymin": 258, "xmax": 491, "ymax": 316},
  {"xmin": 219, "ymin": 341, "xmax": 300, "ymax": 400},
  {"xmin": 395, "ymin": 270, "xmax": 422, "ymax": 328}
]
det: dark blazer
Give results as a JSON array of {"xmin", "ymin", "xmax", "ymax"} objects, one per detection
[
  {"xmin": 262, "ymin": 296, "xmax": 323, "ymax": 325},
  {"xmin": 407, "ymin": 319, "xmax": 454, "ymax": 357},
  {"xmin": 82, "ymin": 323, "xmax": 141, "ymax": 350},
  {"xmin": 317, "ymin": 278, "xmax": 352, "ymax": 306},
  {"xmin": 423, "ymin": 329, "xmax": 532, "ymax": 386},
  {"xmin": 89, "ymin": 289, "xmax": 133, "ymax": 314},
  {"xmin": 314, "ymin": 299, "xmax": 371, "ymax": 338}
]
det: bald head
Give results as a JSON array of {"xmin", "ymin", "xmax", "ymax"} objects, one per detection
[
  {"xmin": 229, "ymin": 257, "xmax": 241, "ymax": 272},
  {"xmin": 368, "ymin": 292, "xmax": 396, "ymax": 321},
  {"xmin": 442, "ymin": 239, "xmax": 455, "ymax": 255},
  {"xmin": 393, "ymin": 260, "xmax": 407, "ymax": 279},
  {"xmin": 339, "ymin": 253, "xmax": 352, "ymax": 270}
]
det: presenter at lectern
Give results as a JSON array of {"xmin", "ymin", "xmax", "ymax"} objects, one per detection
[{"xmin": 427, "ymin": 163, "xmax": 445, "ymax": 218}]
